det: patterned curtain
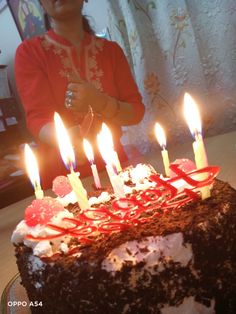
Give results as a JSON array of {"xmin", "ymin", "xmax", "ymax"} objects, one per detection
[{"xmin": 106, "ymin": 0, "xmax": 236, "ymax": 153}]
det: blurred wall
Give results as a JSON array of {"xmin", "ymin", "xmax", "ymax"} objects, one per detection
[{"xmin": 0, "ymin": 5, "xmax": 22, "ymax": 96}]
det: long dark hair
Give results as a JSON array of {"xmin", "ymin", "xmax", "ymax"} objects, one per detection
[
  {"xmin": 43, "ymin": 13, "xmax": 94, "ymax": 35},
  {"xmin": 82, "ymin": 16, "xmax": 94, "ymax": 34}
]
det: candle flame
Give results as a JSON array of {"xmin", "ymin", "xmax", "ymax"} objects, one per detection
[
  {"xmin": 183, "ymin": 93, "xmax": 202, "ymax": 138},
  {"xmin": 54, "ymin": 112, "xmax": 75, "ymax": 171},
  {"xmin": 154, "ymin": 122, "xmax": 167, "ymax": 149},
  {"xmin": 97, "ymin": 130, "xmax": 114, "ymax": 166},
  {"xmin": 83, "ymin": 139, "xmax": 94, "ymax": 163},
  {"xmin": 24, "ymin": 144, "xmax": 41, "ymax": 189},
  {"xmin": 101, "ymin": 123, "xmax": 114, "ymax": 149}
]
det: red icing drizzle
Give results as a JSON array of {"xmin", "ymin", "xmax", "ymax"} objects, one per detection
[{"xmin": 26, "ymin": 164, "xmax": 219, "ymax": 249}]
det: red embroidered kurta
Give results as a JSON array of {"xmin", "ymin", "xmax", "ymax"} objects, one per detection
[{"xmin": 15, "ymin": 30, "xmax": 144, "ymax": 189}]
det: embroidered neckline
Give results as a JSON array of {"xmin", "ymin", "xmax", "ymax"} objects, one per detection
[
  {"xmin": 41, "ymin": 31, "xmax": 105, "ymax": 90},
  {"xmin": 46, "ymin": 29, "xmax": 91, "ymax": 47}
]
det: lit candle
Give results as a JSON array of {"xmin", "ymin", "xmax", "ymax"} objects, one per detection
[
  {"xmin": 183, "ymin": 92, "xmax": 210, "ymax": 199},
  {"xmin": 97, "ymin": 130, "xmax": 125, "ymax": 198},
  {"xmin": 101, "ymin": 123, "xmax": 122, "ymax": 172},
  {"xmin": 24, "ymin": 144, "xmax": 44, "ymax": 199},
  {"xmin": 83, "ymin": 138, "xmax": 102, "ymax": 189},
  {"xmin": 54, "ymin": 112, "xmax": 89, "ymax": 210},
  {"xmin": 154, "ymin": 122, "xmax": 170, "ymax": 177}
]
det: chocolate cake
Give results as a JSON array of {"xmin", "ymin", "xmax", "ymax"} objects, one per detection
[{"xmin": 11, "ymin": 164, "xmax": 236, "ymax": 314}]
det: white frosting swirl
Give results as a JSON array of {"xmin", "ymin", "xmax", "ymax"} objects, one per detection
[
  {"xmin": 102, "ymin": 233, "xmax": 192, "ymax": 273},
  {"xmin": 11, "ymin": 209, "xmax": 74, "ymax": 257},
  {"xmin": 161, "ymin": 296, "xmax": 215, "ymax": 314}
]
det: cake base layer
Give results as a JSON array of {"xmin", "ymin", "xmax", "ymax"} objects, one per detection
[{"xmin": 14, "ymin": 180, "xmax": 236, "ymax": 313}]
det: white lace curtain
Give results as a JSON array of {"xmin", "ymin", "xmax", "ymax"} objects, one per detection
[{"xmin": 106, "ymin": 0, "xmax": 236, "ymax": 153}]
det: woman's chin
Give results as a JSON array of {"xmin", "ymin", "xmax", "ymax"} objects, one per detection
[{"xmin": 53, "ymin": 1, "xmax": 83, "ymax": 18}]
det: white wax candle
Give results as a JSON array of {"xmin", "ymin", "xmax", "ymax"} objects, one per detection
[
  {"xmin": 183, "ymin": 93, "xmax": 210, "ymax": 200},
  {"xmin": 161, "ymin": 149, "xmax": 170, "ymax": 177},
  {"xmin": 99, "ymin": 123, "xmax": 122, "ymax": 172},
  {"xmin": 106, "ymin": 164, "xmax": 115, "ymax": 178},
  {"xmin": 91, "ymin": 164, "xmax": 101, "ymax": 189},
  {"xmin": 105, "ymin": 165, "xmax": 125, "ymax": 198},
  {"xmin": 113, "ymin": 151, "xmax": 122, "ymax": 172},
  {"xmin": 54, "ymin": 113, "xmax": 90, "ymax": 209},
  {"xmin": 110, "ymin": 175, "xmax": 125, "ymax": 198},
  {"xmin": 67, "ymin": 170, "xmax": 89, "ymax": 211},
  {"xmin": 24, "ymin": 144, "xmax": 44, "ymax": 200},
  {"xmin": 154, "ymin": 122, "xmax": 170, "ymax": 177},
  {"xmin": 193, "ymin": 135, "xmax": 208, "ymax": 168},
  {"xmin": 193, "ymin": 135, "xmax": 210, "ymax": 199},
  {"xmin": 35, "ymin": 188, "xmax": 44, "ymax": 200},
  {"xmin": 83, "ymin": 138, "xmax": 102, "ymax": 189}
]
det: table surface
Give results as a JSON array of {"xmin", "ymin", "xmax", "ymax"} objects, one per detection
[{"xmin": 0, "ymin": 130, "xmax": 236, "ymax": 301}]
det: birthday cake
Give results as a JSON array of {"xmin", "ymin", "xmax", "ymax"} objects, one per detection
[{"xmin": 12, "ymin": 163, "xmax": 236, "ymax": 314}]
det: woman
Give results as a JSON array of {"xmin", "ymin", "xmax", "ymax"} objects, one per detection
[{"xmin": 15, "ymin": 0, "xmax": 145, "ymax": 189}]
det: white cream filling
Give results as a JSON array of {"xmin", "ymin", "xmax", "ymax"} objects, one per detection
[
  {"xmin": 28, "ymin": 255, "xmax": 45, "ymax": 273},
  {"xmin": 11, "ymin": 209, "xmax": 74, "ymax": 257},
  {"xmin": 57, "ymin": 191, "xmax": 111, "ymax": 207},
  {"xmin": 56, "ymin": 164, "xmax": 156, "ymax": 207},
  {"xmin": 33, "ymin": 241, "xmax": 53, "ymax": 256},
  {"xmin": 56, "ymin": 181, "xmax": 156, "ymax": 208},
  {"xmin": 56, "ymin": 191, "xmax": 78, "ymax": 206},
  {"xmin": 88, "ymin": 191, "xmax": 111, "ymax": 206},
  {"xmin": 102, "ymin": 233, "xmax": 192, "ymax": 273},
  {"xmin": 130, "ymin": 164, "xmax": 155, "ymax": 183},
  {"xmin": 120, "ymin": 163, "xmax": 155, "ymax": 184},
  {"xmin": 160, "ymin": 296, "xmax": 215, "ymax": 314},
  {"xmin": 28, "ymin": 255, "xmax": 46, "ymax": 288}
]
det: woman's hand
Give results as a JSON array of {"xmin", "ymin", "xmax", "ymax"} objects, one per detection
[
  {"xmin": 65, "ymin": 80, "xmax": 107, "ymax": 114},
  {"xmin": 65, "ymin": 71, "xmax": 120, "ymax": 119},
  {"xmin": 64, "ymin": 75, "xmax": 140, "ymax": 124}
]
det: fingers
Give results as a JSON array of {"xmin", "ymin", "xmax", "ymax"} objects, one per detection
[
  {"xmin": 65, "ymin": 90, "xmax": 81, "ymax": 110},
  {"xmin": 65, "ymin": 89, "xmax": 87, "ymax": 111},
  {"xmin": 65, "ymin": 82, "xmax": 88, "ymax": 111},
  {"xmin": 67, "ymin": 82, "xmax": 87, "ymax": 97},
  {"xmin": 65, "ymin": 90, "xmax": 74, "ymax": 109},
  {"xmin": 66, "ymin": 83, "xmax": 88, "ymax": 105},
  {"xmin": 65, "ymin": 81, "xmax": 104, "ymax": 113}
]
